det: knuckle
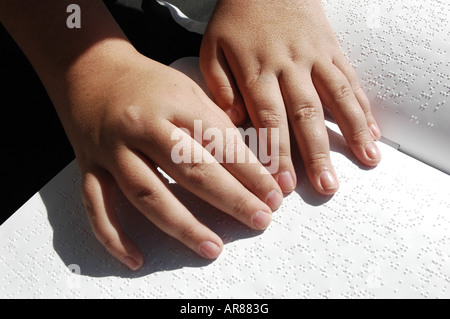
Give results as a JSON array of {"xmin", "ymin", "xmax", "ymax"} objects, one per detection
[
  {"xmin": 349, "ymin": 128, "xmax": 369, "ymax": 145},
  {"xmin": 288, "ymin": 46, "xmax": 300, "ymax": 63},
  {"xmin": 135, "ymin": 187, "xmax": 161, "ymax": 208},
  {"xmin": 178, "ymin": 223, "xmax": 199, "ymax": 243},
  {"xmin": 213, "ymin": 84, "xmax": 234, "ymax": 102},
  {"xmin": 230, "ymin": 195, "xmax": 250, "ymax": 220},
  {"xmin": 99, "ymin": 235, "xmax": 117, "ymax": 251},
  {"xmin": 113, "ymin": 105, "xmax": 154, "ymax": 138},
  {"xmin": 247, "ymin": 171, "xmax": 271, "ymax": 194},
  {"xmin": 277, "ymin": 152, "xmax": 292, "ymax": 168},
  {"xmin": 292, "ymin": 104, "xmax": 322, "ymax": 123},
  {"xmin": 81, "ymin": 177, "xmax": 101, "ymax": 223},
  {"xmin": 257, "ymin": 108, "xmax": 283, "ymax": 128},
  {"xmin": 333, "ymin": 85, "xmax": 354, "ymax": 102},
  {"xmin": 96, "ymin": 230, "xmax": 122, "ymax": 252},
  {"xmin": 224, "ymin": 132, "xmax": 247, "ymax": 163},
  {"xmin": 81, "ymin": 192, "xmax": 95, "ymax": 218},
  {"xmin": 305, "ymin": 152, "xmax": 329, "ymax": 168},
  {"xmin": 83, "ymin": 201, "xmax": 97, "ymax": 226},
  {"xmin": 121, "ymin": 105, "xmax": 145, "ymax": 130},
  {"xmin": 243, "ymin": 67, "xmax": 264, "ymax": 91},
  {"xmin": 352, "ymin": 82, "xmax": 363, "ymax": 94},
  {"xmin": 185, "ymin": 162, "xmax": 213, "ymax": 188}
]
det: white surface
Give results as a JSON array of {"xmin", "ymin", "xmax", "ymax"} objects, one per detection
[
  {"xmin": 1, "ymin": 0, "xmax": 450, "ymax": 299},
  {"xmin": 1, "ymin": 121, "xmax": 449, "ymax": 298},
  {"xmin": 325, "ymin": 0, "xmax": 450, "ymax": 174}
]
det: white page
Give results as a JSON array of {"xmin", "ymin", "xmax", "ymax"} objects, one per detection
[{"xmin": 324, "ymin": 0, "xmax": 450, "ymax": 174}]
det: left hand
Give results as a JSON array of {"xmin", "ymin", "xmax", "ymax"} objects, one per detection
[{"xmin": 200, "ymin": 0, "xmax": 382, "ymax": 196}]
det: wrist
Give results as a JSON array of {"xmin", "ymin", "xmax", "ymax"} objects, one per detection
[
  {"xmin": 63, "ymin": 39, "xmax": 139, "ymax": 97},
  {"xmin": 56, "ymin": 41, "xmax": 145, "ymax": 129}
]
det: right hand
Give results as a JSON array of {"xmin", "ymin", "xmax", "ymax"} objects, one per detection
[
  {"xmin": 61, "ymin": 50, "xmax": 284, "ymax": 270},
  {"xmin": 200, "ymin": 0, "xmax": 382, "ymax": 196}
]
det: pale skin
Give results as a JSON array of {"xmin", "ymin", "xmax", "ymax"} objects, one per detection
[{"xmin": 0, "ymin": 0, "xmax": 381, "ymax": 270}]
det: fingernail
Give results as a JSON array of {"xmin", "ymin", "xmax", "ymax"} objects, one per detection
[
  {"xmin": 266, "ymin": 190, "xmax": 283, "ymax": 211},
  {"xmin": 226, "ymin": 108, "xmax": 240, "ymax": 124},
  {"xmin": 370, "ymin": 124, "xmax": 381, "ymax": 140},
  {"xmin": 277, "ymin": 171, "xmax": 296, "ymax": 193},
  {"xmin": 122, "ymin": 256, "xmax": 141, "ymax": 271},
  {"xmin": 252, "ymin": 210, "xmax": 272, "ymax": 230},
  {"xmin": 199, "ymin": 241, "xmax": 221, "ymax": 259},
  {"xmin": 319, "ymin": 170, "xmax": 339, "ymax": 191},
  {"xmin": 365, "ymin": 142, "xmax": 381, "ymax": 161}
]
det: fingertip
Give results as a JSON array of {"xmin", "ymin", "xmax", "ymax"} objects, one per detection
[
  {"xmin": 317, "ymin": 170, "xmax": 340, "ymax": 195},
  {"xmin": 199, "ymin": 240, "xmax": 223, "ymax": 259},
  {"xmin": 350, "ymin": 141, "xmax": 382, "ymax": 169},
  {"xmin": 122, "ymin": 254, "xmax": 143, "ymax": 271},
  {"xmin": 276, "ymin": 171, "xmax": 297, "ymax": 194},
  {"xmin": 94, "ymin": 228, "xmax": 145, "ymax": 271},
  {"xmin": 252, "ymin": 210, "xmax": 272, "ymax": 230},
  {"xmin": 266, "ymin": 189, "xmax": 284, "ymax": 211},
  {"xmin": 364, "ymin": 141, "xmax": 382, "ymax": 165},
  {"xmin": 121, "ymin": 240, "xmax": 144, "ymax": 270}
]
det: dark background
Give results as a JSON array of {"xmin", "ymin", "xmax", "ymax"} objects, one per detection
[{"xmin": 0, "ymin": 0, "xmax": 203, "ymax": 225}]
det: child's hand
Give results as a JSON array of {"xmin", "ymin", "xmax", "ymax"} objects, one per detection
[
  {"xmin": 200, "ymin": 0, "xmax": 382, "ymax": 196},
  {"xmin": 62, "ymin": 50, "xmax": 283, "ymax": 270},
  {"xmin": 1, "ymin": 0, "xmax": 284, "ymax": 271},
  {"xmin": 0, "ymin": 0, "xmax": 283, "ymax": 271}
]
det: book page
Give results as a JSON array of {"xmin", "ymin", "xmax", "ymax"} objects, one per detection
[{"xmin": 323, "ymin": 0, "xmax": 450, "ymax": 174}]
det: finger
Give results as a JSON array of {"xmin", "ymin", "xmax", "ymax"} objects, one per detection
[
  {"xmin": 112, "ymin": 149, "xmax": 224, "ymax": 260},
  {"xmin": 219, "ymin": 125, "xmax": 285, "ymax": 211},
  {"xmin": 200, "ymin": 42, "xmax": 247, "ymax": 126},
  {"xmin": 333, "ymin": 56, "xmax": 381, "ymax": 140},
  {"xmin": 280, "ymin": 68, "xmax": 340, "ymax": 195},
  {"xmin": 237, "ymin": 70, "xmax": 297, "ymax": 194},
  {"xmin": 169, "ymin": 91, "xmax": 284, "ymax": 212},
  {"xmin": 312, "ymin": 61, "xmax": 382, "ymax": 167},
  {"xmin": 148, "ymin": 122, "xmax": 276, "ymax": 230},
  {"xmin": 81, "ymin": 168, "xmax": 144, "ymax": 270}
]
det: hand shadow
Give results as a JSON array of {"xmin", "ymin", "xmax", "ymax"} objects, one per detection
[
  {"xmin": 41, "ymin": 123, "xmax": 381, "ymax": 280},
  {"xmin": 41, "ymin": 161, "xmax": 262, "ymax": 279}
]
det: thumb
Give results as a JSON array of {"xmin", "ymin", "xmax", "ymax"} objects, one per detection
[
  {"xmin": 81, "ymin": 168, "xmax": 143, "ymax": 271},
  {"xmin": 200, "ymin": 45, "xmax": 247, "ymax": 126}
]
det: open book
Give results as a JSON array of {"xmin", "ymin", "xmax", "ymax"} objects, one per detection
[{"xmin": 1, "ymin": 0, "xmax": 449, "ymax": 298}]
